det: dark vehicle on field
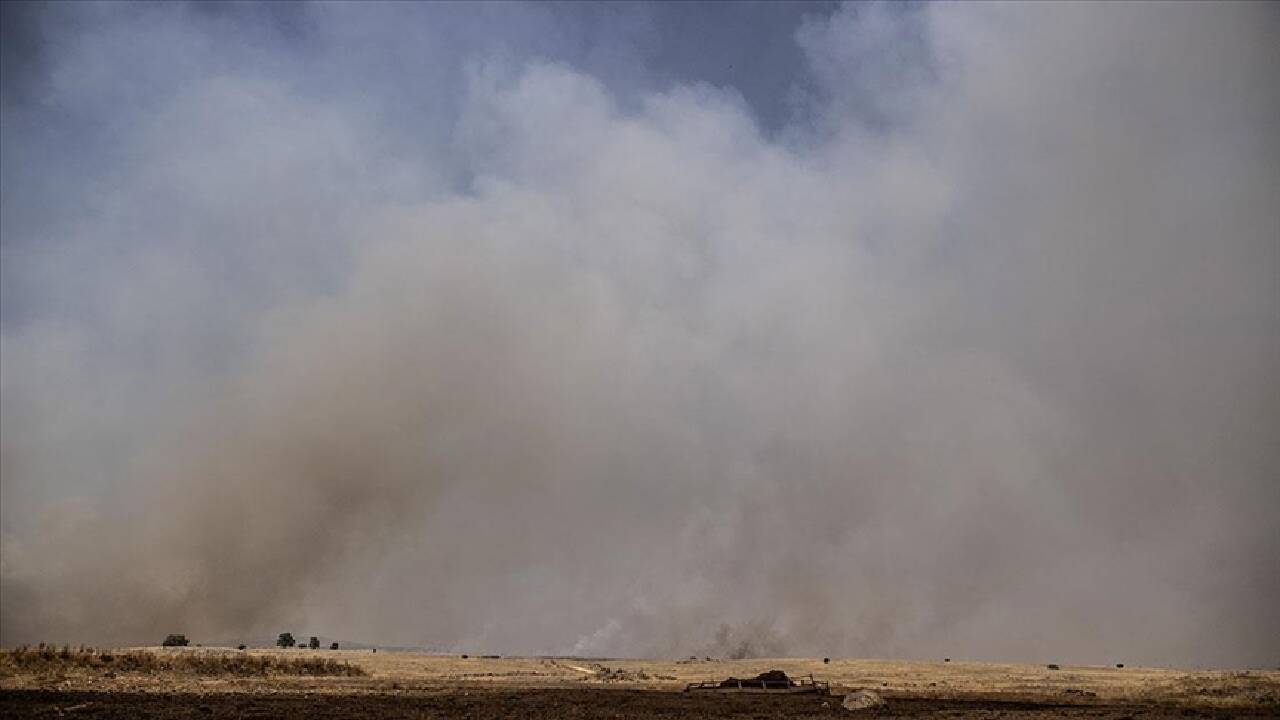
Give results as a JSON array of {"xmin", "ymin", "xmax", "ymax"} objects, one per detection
[{"xmin": 686, "ymin": 669, "xmax": 829, "ymax": 694}]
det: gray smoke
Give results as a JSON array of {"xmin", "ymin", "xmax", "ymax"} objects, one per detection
[{"xmin": 2, "ymin": 2, "xmax": 1277, "ymax": 667}]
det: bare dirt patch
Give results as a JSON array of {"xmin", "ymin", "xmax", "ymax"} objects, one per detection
[{"xmin": 3, "ymin": 688, "xmax": 1278, "ymax": 719}]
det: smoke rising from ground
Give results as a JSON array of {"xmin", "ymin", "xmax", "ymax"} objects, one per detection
[{"xmin": 2, "ymin": 3, "xmax": 1277, "ymax": 667}]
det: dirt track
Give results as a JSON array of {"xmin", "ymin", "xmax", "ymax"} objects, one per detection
[{"xmin": 3, "ymin": 688, "xmax": 1278, "ymax": 719}]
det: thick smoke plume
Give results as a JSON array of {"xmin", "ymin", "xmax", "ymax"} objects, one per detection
[{"xmin": 2, "ymin": 3, "xmax": 1277, "ymax": 667}]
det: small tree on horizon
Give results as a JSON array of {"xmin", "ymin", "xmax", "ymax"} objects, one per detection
[
  {"xmin": 309, "ymin": 636, "xmax": 320, "ymax": 650},
  {"xmin": 277, "ymin": 632, "xmax": 295, "ymax": 648}
]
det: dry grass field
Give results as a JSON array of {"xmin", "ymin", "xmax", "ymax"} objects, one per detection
[{"xmin": 2, "ymin": 646, "xmax": 1277, "ymax": 718}]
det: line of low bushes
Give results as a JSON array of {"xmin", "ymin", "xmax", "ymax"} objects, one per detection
[{"xmin": 0, "ymin": 645, "xmax": 364, "ymax": 677}]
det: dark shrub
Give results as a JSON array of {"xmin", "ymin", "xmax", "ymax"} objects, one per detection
[
  {"xmin": 277, "ymin": 633, "xmax": 296, "ymax": 648},
  {"xmin": 162, "ymin": 634, "xmax": 189, "ymax": 647}
]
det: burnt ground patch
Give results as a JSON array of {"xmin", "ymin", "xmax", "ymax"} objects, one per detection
[{"xmin": 1, "ymin": 689, "xmax": 1276, "ymax": 719}]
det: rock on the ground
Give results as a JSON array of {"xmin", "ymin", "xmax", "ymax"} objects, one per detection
[{"xmin": 842, "ymin": 690, "xmax": 887, "ymax": 711}]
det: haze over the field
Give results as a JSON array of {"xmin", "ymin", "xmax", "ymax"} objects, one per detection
[{"xmin": 2, "ymin": 2, "xmax": 1277, "ymax": 667}]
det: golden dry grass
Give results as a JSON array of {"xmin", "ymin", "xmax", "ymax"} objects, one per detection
[
  {"xmin": 2, "ymin": 647, "xmax": 1276, "ymax": 709},
  {"xmin": 0, "ymin": 645, "xmax": 363, "ymax": 678},
  {"xmin": 339, "ymin": 653, "xmax": 1280, "ymax": 707}
]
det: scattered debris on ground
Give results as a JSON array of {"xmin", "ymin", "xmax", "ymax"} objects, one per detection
[
  {"xmin": 545, "ymin": 660, "xmax": 673, "ymax": 683},
  {"xmin": 1062, "ymin": 688, "xmax": 1098, "ymax": 698},
  {"xmin": 842, "ymin": 689, "xmax": 887, "ymax": 711},
  {"xmin": 593, "ymin": 664, "xmax": 652, "ymax": 682}
]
